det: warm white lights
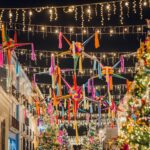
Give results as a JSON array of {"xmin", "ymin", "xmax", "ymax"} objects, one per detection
[
  {"xmin": 9, "ymin": 11, "xmax": 13, "ymax": 18},
  {"xmin": 41, "ymin": 26, "xmax": 45, "ymax": 31},
  {"xmin": 143, "ymin": 1, "xmax": 147, "ymax": 6},
  {"xmin": 124, "ymin": 28, "xmax": 128, "ymax": 32},
  {"xmin": 87, "ymin": 8, "xmax": 91, "ymax": 14},
  {"xmin": 28, "ymin": 27, "xmax": 32, "ymax": 31},
  {"xmin": 83, "ymin": 29, "xmax": 86, "ymax": 34},
  {"xmin": 110, "ymin": 29, "xmax": 114, "ymax": 34},
  {"xmin": 29, "ymin": 10, "xmax": 33, "ymax": 16},
  {"xmin": 137, "ymin": 27, "xmax": 142, "ymax": 31},
  {"xmin": 55, "ymin": 29, "xmax": 58, "ymax": 33},
  {"xmin": 106, "ymin": 4, "xmax": 110, "ymax": 10},
  {"xmin": 49, "ymin": 9, "xmax": 53, "ymax": 14},
  {"xmin": 125, "ymin": 2, "xmax": 129, "ymax": 7},
  {"xmin": 69, "ymin": 27, "xmax": 73, "ymax": 32},
  {"xmin": 68, "ymin": 6, "xmax": 75, "ymax": 13}
]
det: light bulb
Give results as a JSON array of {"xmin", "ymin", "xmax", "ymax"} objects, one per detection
[
  {"xmin": 69, "ymin": 27, "xmax": 73, "ymax": 32},
  {"xmin": 124, "ymin": 28, "xmax": 128, "ymax": 32},
  {"xmin": 83, "ymin": 29, "xmax": 86, "ymax": 34},
  {"xmin": 110, "ymin": 29, "xmax": 114, "ymax": 34},
  {"xmin": 97, "ymin": 29, "xmax": 100, "ymax": 33},
  {"xmin": 55, "ymin": 29, "xmax": 58, "ymax": 33},
  {"xmin": 106, "ymin": 4, "xmax": 110, "ymax": 10},
  {"xmin": 28, "ymin": 27, "xmax": 32, "ymax": 31},
  {"xmin": 143, "ymin": 1, "xmax": 147, "ymax": 6},
  {"xmin": 90, "ymin": 69, "xmax": 93, "ymax": 74},
  {"xmin": 125, "ymin": 2, "xmax": 129, "ymax": 7},
  {"xmin": 29, "ymin": 10, "xmax": 33, "ymax": 16},
  {"xmin": 9, "ymin": 12, "xmax": 12, "ymax": 18},
  {"xmin": 41, "ymin": 26, "xmax": 45, "ymax": 31},
  {"xmin": 49, "ymin": 9, "xmax": 53, "ymax": 14},
  {"xmin": 137, "ymin": 27, "xmax": 142, "ymax": 31},
  {"xmin": 103, "ymin": 54, "xmax": 106, "ymax": 58},
  {"xmin": 87, "ymin": 8, "xmax": 91, "ymax": 14}
]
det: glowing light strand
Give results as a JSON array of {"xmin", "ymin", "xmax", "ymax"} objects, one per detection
[
  {"xmin": 133, "ymin": 0, "xmax": 137, "ymax": 14},
  {"xmin": 100, "ymin": 4, "xmax": 104, "ymax": 26},
  {"xmin": 81, "ymin": 6, "xmax": 84, "ymax": 27},
  {"xmin": 75, "ymin": 7, "xmax": 78, "ymax": 21},
  {"xmin": 120, "ymin": 1, "xmax": 124, "ymax": 25},
  {"xmin": 22, "ymin": 10, "xmax": 26, "ymax": 31},
  {"xmin": 113, "ymin": 2, "xmax": 116, "ymax": 15},
  {"xmin": 95, "ymin": 4, "xmax": 98, "ymax": 16},
  {"xmin": 15, "ymin": 9, "xmax": 19, "ymax": 22},
  {"xmin": 87, "ymin": 6, "xmax": 92, "ymax": 22},
  {"xmin": 9, "ymin": 9, "xmax": 13, "ymax": 27},
  {"xmin": 49, "ymin": 8, "xmax": 53, "ymax": 22},
  {"xmin": 139, "ymin": 0, "xmax": 143, "ymax": 20},
  {"xmin": 106, "ymin": 3, "xmax": 111, "ymax": 21},
  {"xmin": 4, "ymin": 22, "xmax": 146, "ymax": 35},
  {"xmin": 125, "ymin": 1, "xmax": 130, "ymax": 18},
  {"xmin": 54, "ymin": 8, "xmax": 58, "ymax": 20},
  {"xmin": 0, "ymin": 9, "xmax": 4, "ymax": 26}
]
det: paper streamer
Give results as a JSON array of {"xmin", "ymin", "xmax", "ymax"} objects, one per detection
[
  {"xmin": 98, "ymin": 64, "xmax": 102, "ymax": 79},
  {"xmin": 120, "ymin": 55, "xmax": 125, "ymax": 73},
  {"xmin": 88, "ymin": 79, "xmax": 91, "ymax": 93},
  {"xmin": 2, "ymin": 24, "xmax": 9, "ymax": 43},
  {"xmin": 93, "ymin": 58, "xmax": 97, "ymax": 70},
  {"xmin": 113, "ymin": 60, "xmax": 120, "ymax": 69},
  {"xmin": 0, "ymin": 51, "xmax": 4, "ymax": 67},
  {"xmin": 31, "ymin": 44, "xmax": 36, "ymax": 61},
  {"xmin": 50, "ymin": 54, "xmax": 55, "ymax": 75},
  {"xmin": 86, "ymin": 100, "xmax": 90, "ymax": 110},
  {"xmin": 33, "ymin": 74, "xmax": 36, "ymax": 87},
  {"xmin": 83, "ymin": 33, "xmax": 95, "ymax": 46},
  {"xmin": 79, "ymin": 55, "xmax": 83, "ymax": 73},
  {"xmin": 63, "ymin": 35, "xmax": 72, "ymax": 46},
  {"xmin": 16, "ymin": 60, "xmax": 20, "ymax": 76},
  {"xmin": 95, "ymin": 31, "xmax": 100, "ymax": 48},
  {"xmin": 73, "ymin": 73, "xmax": 77, "ymax": 89},
  {"xmin": 72, "ymin": 41, "xmax": 76, "ymax": 57},
  {"xmin": 48, "ymin": 101, "xmax": 53, "ymax": 115},
  {"xmin": 109, "ymin": 76, "xmax": 113, "ymax": 91},
  {"xmin": 7, "ymin": 49, "xmax": 11, "ymax": 66},
  {"xmin": 58, "ymin": 32, "xmax": 63, "ymax": 49},
  {"xmin": 14, "ymin": 31, "xmax": 17, "ymax": 43},
  {"xmin": 74, "ymin": 56, "xmax": 79, "ymax": 72},
  {"xmin": 90, "ymin": 103, "xmax": 93, "ymax": 113},
  {"xmin": 75, "ymin": 121, "xmax": 79, "ymax": 144},
  {"xmin": 68, "ymin": 100, "xmax": 70, "ymax": 124}
]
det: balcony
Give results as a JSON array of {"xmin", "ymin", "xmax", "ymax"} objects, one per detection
[
  {"xmin": 21, "ymin": 123, "xmax": 34, "ymax": 140},
  {"xmin": 9, "ymin": 115, "xmax": 19, "ymax": 133},
  {"xmin": 25, "ymin": 117, "xmax": 29, "ymax": 126}
]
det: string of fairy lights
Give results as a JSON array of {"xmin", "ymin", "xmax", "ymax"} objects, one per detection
[
  {"xmin": 3, "ymin": 22, "xmax": 147, "ymax": 36},
  {"xmin": 15, "ymin": 49, "xmax": 137, "ymax": 61},
  {"xmin": 0, "ymin": 0, "xmax": 149, "ymax": 27}
]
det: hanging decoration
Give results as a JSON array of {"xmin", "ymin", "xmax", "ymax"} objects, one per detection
[
  {"xmin": 0, "ymin": 24, "xmax": 36, "ymax": 67},
  {"xmin": 0, "ymin": 0, "xmax": 148, "ymax": 27},
  {"xmin": 3, "ymin": 22, "xmax": 147, "ymax": 36}
]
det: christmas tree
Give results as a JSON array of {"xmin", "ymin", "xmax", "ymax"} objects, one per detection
[
  {"xmin": 39, "ymin": 124, "xmax": 60, "ymax": 150},
  {"xmin": 82, "ymin": 122, "xmax": 102, "ymax": 150},
  {"xmin": 117, "ymin": 28, "xmax": 150, "ymax": 149}
]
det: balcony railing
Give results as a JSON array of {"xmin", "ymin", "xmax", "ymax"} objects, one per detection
[
  {"xmin": 10, "ymin": 115, "xmax": 19, "ymax": 133},
  {"xmin": 21, "ymin": 123, "xmax": 34, "ymax": 140},
  {"xmin": 25, "ymin": 117, "xmax": 29, "ymax": 126}
]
